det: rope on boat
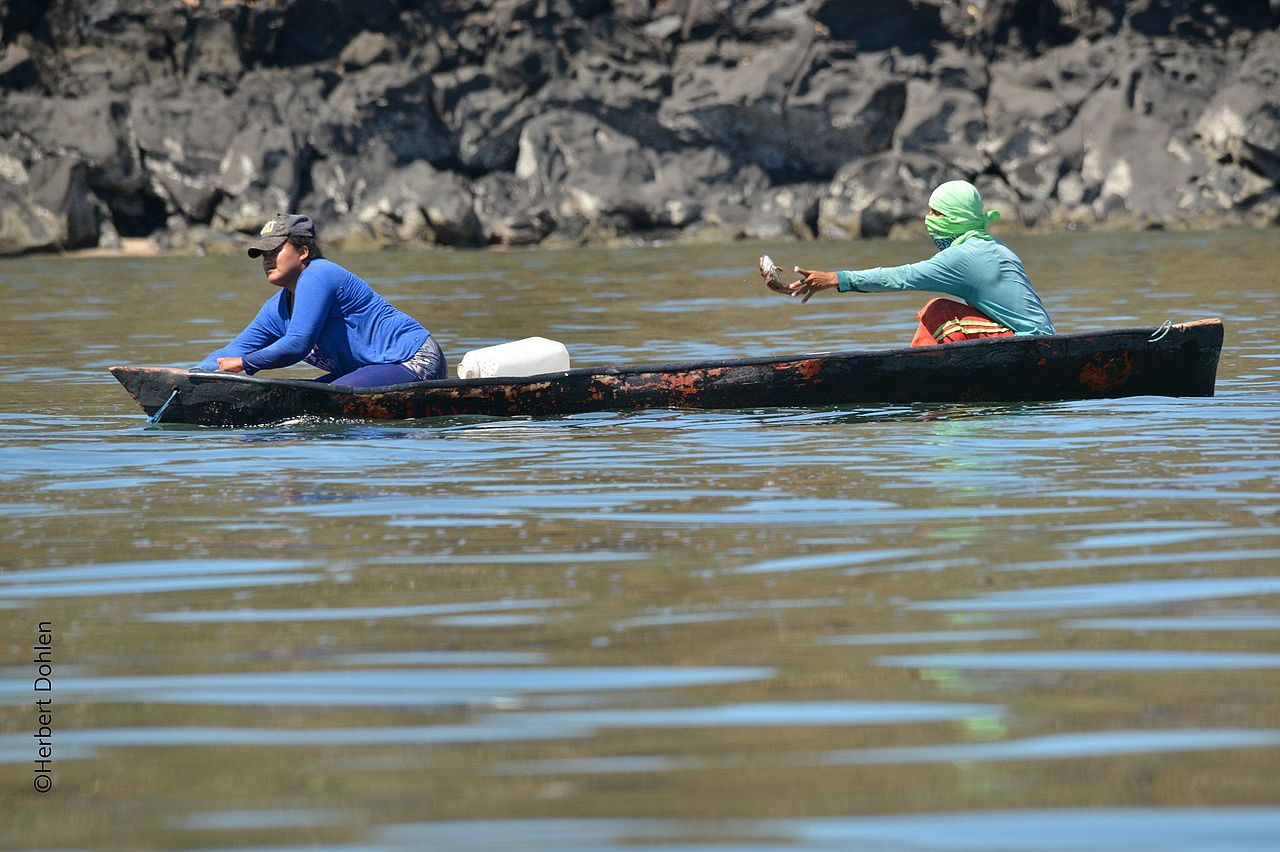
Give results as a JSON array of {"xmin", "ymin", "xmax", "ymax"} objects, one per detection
[
  {"xmin": 1148, "ymin": 320, "xmax": 1173, "ymax": 342},
  {"xmin": 148, "ymin": 388, "xmax": 180, "ymax": 424}
]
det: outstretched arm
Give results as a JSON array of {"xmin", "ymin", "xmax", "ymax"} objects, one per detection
[
  {"xmin": 834, "ymin": 252, "xmax": 970, "ymax": 296},
  {"xmin": 193, "ymin": 297, "xmax": 285, "ymax": 371},
  {"xmin": 240, "ymin": 272, "xmax": 338, "ymax": 373},
  {"xmin": 788, "ymin": 252, "xmax": 973, "ymax": 304}
]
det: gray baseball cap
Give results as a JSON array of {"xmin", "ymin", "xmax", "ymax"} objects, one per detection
[{"xmin": 247, "ymin": 213, "xmax": 316, "ymax": 257}]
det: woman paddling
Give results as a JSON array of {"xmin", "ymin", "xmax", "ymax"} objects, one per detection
[
  {"xmin": 195, "ymin": 214, "xmax": 446, "ymax": 385},
  {"xmin": 788, "ymin": 180, "xmax": 1055, "ymax": 346}
]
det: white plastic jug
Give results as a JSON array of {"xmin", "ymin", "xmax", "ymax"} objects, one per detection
[{"xmin": 456, "ymin": 337, "xmax": 571, "ymax": 379}]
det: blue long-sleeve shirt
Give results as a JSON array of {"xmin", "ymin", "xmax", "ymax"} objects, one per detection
[
  {"xmin": 195, "ymin": 259, "xmax": 430, "ymax": 376},
  {"xmin": 836, "ymin": 238, "xmax": 1055, "ymax": 336}
]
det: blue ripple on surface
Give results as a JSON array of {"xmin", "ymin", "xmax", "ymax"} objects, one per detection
[{"xmin": 878, "ymin": 651, "xmax": 1280, "ymax": 671}]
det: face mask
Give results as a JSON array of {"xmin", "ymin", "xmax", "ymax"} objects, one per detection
[{"xmin": 927, "ymin": 216, "xmax": 952, "ymax": 250}]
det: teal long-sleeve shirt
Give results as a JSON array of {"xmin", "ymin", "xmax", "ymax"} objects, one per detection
[{"xmin": 835, "ymin": 238, "xmax": 1055, "ymax": 336}]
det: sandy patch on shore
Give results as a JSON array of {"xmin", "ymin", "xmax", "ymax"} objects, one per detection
[{"xmin": 70, "ymin": 238, "xmax": 165, "ymax": 258}]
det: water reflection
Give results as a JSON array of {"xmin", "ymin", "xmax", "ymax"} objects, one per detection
[
  {"xmin": 505, "ymin": 701, "xmax": 1001, "ymax": 729},
  {"xmin": 0, "ymin": 666, "xmax": 776, "ymax": 707},
  {"xmin": 821, "ymin": 729, "xmax": 1280, "ymax": 765},
  {"xmin": 0, "ymin": 558, "xmax": 319, "ymax": 600},
  {"xmin": 366, "ymin": 808, "xmax": 1280, "ymax": 850},
  {"xmin": 820, "ymin": 630, "xmax": 1036, "ymax": 646},
  {"xmin": 180, "ymin": 809, "xmax": 351, "ymax": 831},
  {"xmin": 909, "ymin": 577, "xmax": 1280, "ymax": 613},
  {"xmin": 1066, "ymin": 614, "xmax": 1280, "ymax": 632},
  {"xmin": 0, "ymin": 699, "xmax": 1000, "ymax": 761},
  {"xmin": 142, "ymin": 597, "xmax": 565, "ymax": 623},
  {"xmin": 732, "ymin": 547, "xmax": 920, "ymax": 574},
  {"xmin": 616, "ymin": 602, "xmax": 838, "ymax": 631},
  {"xmin": 1, "ymin": 230, "xmax": 1279, "ymax": 847},
  {"xmin": 1061, "ymin": 525, "xmax": 1279, "ymax": 549},
  {"xmin": 879, "ymin": 651, "xmax": 1280, "ymax": 670}
]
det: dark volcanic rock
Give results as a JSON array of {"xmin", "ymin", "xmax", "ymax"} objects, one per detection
[
  {"xmin": 983, "ymin": 41, "xmax": 1120, "ymax": 205},
  {"xmin": 660, "ymin": 36, "xmax": 907, "ymax": 181},
  {"xmin": 812, "ymin": 0, "xmax": 948, "ymax": 53},
  {"xmin": 819, "ymin": 151, "xmax": 949, "ymax": 239},
  {"xmin": 540, "ymin": 45, "xmax": 672, "ymax": 150},
  {"xmin": 0, "ymin": 0, "xmax": 1276, "ymax": 255},
  {"xmin": 1124, "ymin": 0, "xmax": 1278, "ymax": 41},
  {"xmin": 339, "ymin": 31, "xmax": 398, "ymax": 72},
  {"xmin": 894, "ymin": 46, "xmax": 990, "ymax": 174},
  {"xmin": 1065, "ymin": 41, "xmax": 1226, "ymax": 226},
  {"xmin": 182, "ymin": 18, "xmax": 243, "ymax": 90},
  {"xmin": 1196, "ymin": 30, "xmax": 1280, "ymax": 183},
  {"xmin": 0, "ymin": 154, "xmax": 100, "ymax": 254},
  {"xmin": 301, "ymin": 140, "xmax": 397, "ymax": 226},
  {"xmin": 316, "ymin": 62, "xmax": 453, "ymax": 166},
  {"xmin": 516, "ymin": 108, "xmax": 658, "ymax": 232},
  {"xmin": 206, "ymin": 65, "xmax": 328, "ymax": 230},
  {"xmin": 0, "ymin": 92, "xmax": 138, "ymax": 188},
  {"xmin": 0, "ymin": 41, "xmax": 37, "ymax": 89},
  {"xmin": 356, "ymin": 160, "xmax": 483, "ymax": 247},
  {"xmin": 743, "ymin": 182, "xmax": 824, "ymax": 240},
  {"xmin": 213, "ymin": 122, "xmax": 306, "ymax": 234},
  {"xmin": 241, "ymin": 0, "xmax": 405, "ymax": 67},
  {"xmin": 472, "ymin": 171, "xmax": 555, "ymax": 246},
  {"xmin": 434, "ymin": 66, "xmax": 540, "ymax": 174},
  {"xmin": 131, "ymin": 83, "xmax": 247, "ymax": 222},
  {"xmin": 42, "ymin": 0, "xmax": 187, "ymax": 95},
  {"xmin": 0, "ymin": 90, "xmax": 146, "ymax": 237}
]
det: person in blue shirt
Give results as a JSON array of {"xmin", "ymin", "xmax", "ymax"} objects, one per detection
[
  {"xmin": 787, "ymin": 181, "xmax": 1054, "ymax": 346},
  {"xmin": 196, "ymin": 214, "xmax": 446, "ymax": 385}
]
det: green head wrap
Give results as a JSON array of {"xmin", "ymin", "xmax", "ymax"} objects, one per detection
[{"xmin": 924, "ymin": 180, "xmax": 1000, "ymax": 247}]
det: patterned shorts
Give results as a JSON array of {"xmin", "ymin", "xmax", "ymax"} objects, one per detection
[{"xmin": 401, "ymin": 337, "xmax": 447, "ymax": 381}]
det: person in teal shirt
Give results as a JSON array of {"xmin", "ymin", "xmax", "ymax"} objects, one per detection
[{"xmin": 789, "ymin": 181, "xmax": 1055, "ymax": 346}]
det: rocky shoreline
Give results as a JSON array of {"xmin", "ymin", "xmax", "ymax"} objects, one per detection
[{"xmin": 1, "ymin": 0, "xmax": 1277, "ymax": 257}]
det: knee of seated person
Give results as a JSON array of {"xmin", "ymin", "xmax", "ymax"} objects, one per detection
[{"xmin": 918, "ymin": 298, "xmax": 952, "ymax": 320}]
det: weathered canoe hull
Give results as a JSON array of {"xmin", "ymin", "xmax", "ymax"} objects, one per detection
[{"xmin": 111, "ymin": 318, "xmax": 1223, "ymax": 427}]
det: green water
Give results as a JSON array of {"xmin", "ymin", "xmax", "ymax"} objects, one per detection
[{"xmin": 2, "ymin": 230, "xmax": 1279, "ymax": 849}]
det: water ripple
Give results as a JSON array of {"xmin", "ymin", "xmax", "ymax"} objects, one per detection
[
  {"xmin": 909, "ymin": 577, "xmax": 1280, "ymax": 613},
  {"xmin": 0, "ymin": 558, "xmax": 307, "ymax": 584},
  {"xmin": 0, "ymin": 667, "xmax": 776, "ymax": 707},
  {"xmin": 0, "ymin": 559, "xmax": 318, "ymax": 600},
  {"xmin": 180, "ymin": 809, "xmax": 350, "ymax": 830},
  {"xmin": 878, "ymin": 651, "xmax": 1280, "ymax": 671},
  {"xmin": 999, "ymin": 550, "xmax": 1280, "ymax": 573},
  {"xmin": 502, "ymin": 701, "xmax": 1003, "ymax": 730},
  {"xmin": 1062, "ymin": 526, "xmax": 1279, "ymax": 550},
  {"xmin": 142, "ymin": 598, "xmax": 566, "ymax": 623},
  {"xmin": 732, "ymin": 548, "xmax": 922, "ymax": 575},
  {"xmin": 328, "ymin": 651, "xmax": 549, "ymax": 666},
  {"xmin": 1066, "ymin": 614, "xmax": 1280, "ymax": 632},
  {"xmin": 821, "ymin": 729, "xmax": 1280, "ymax": 765},
  {"xmin": 369, "ymin": 808, "xmax": 1280, "ymax": 850},
  {"xmin": 0, "ymin": 699, "xmax": 998, "ymax": 760},
  {"xmin": 819, "ymin": 630, "xmax": 1036, "ymax": 646}
]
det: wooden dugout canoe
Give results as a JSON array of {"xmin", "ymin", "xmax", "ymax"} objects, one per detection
[{"xmin": 111, "ymin": 318, "xmax": 1223, "ymax": 427}]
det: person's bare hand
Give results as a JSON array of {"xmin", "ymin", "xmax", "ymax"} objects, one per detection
[
  {"xmin": 790, "ymin": 267, "xmax": 838, "ymax": 304},
  {"xmin": 216, "ymin": 356, "xmax": 245, "ymax": 373}
]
